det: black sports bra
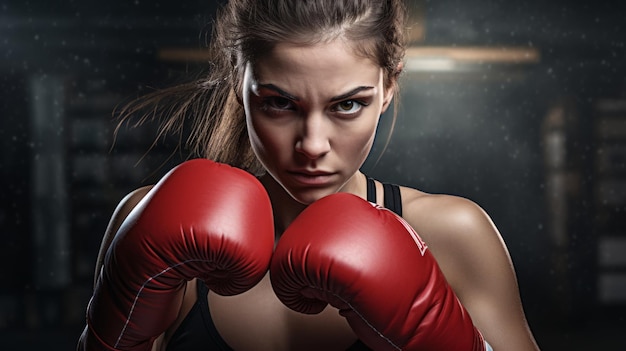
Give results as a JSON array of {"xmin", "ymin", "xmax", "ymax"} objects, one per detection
[
  {"xmin": 366, "ymin": 176, "xmax": 403, "ymax": 217},
  {"xmin": 166, "ymin": 177, "xmax": 403, "ymax": 350}
]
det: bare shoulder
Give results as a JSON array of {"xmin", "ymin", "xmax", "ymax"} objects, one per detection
[
  {"xmin": 397, "ymin": 185, "xmax": 514, "ymax": 303},
  {"xmin": 93, "ymin": 185, "xmax": 154, "ymax": 287},
  {"xmin": 398, "ymin": 186, "xmax": 540, "ymax": 350},
  {"xmin": 399, "ymin": 186, "xmax": 500, "ymax": 248},
  {"xmin": 107, "ymin": 185, "xmax": 155, "ymax": 237}
]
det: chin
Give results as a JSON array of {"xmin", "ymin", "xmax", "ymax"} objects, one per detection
[{"xmin": 287, "ymin": 187, "xmax": 337, "ymax": 206}]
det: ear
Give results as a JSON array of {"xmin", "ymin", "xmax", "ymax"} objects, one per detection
[
  {"xmin": 232, "ymin": 61, "xmax": 248, "ymax": 106},
  {"xmin": 233, "ymin": 70, "xmax": 245, "ymax": 106},
  {"xmin": 381, "ymin": 92, "xmax": 394, "ymax": 114},
  {"xmin": 381, "ymin": 85, "xmax": 395, "ymax": 114},
  {"xmin": 381, "ymin": 62, "xmax": 403, "ymax": 114},
  {"xmin": 234, "ymin": 87, "xmax": 243, "ymax": 106}
]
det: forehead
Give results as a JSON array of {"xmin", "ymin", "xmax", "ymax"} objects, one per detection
[{"xmin": 250, "ymin": 39, "xmax": 383, "ymax": 87}]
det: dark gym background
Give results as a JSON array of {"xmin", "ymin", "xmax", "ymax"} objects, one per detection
[{"xmin": 1, "ymin": 0, "xmax": 625, "ymax": 349}]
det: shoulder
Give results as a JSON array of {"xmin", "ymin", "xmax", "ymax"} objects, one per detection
[
  {"xmin": 114, "ymin": 185, "xmax": 154, "ymax": 220},
  {"xmin": 397, "ymin": 186, "xmax": 512, "ymax": 296},
  {"xmin": 399, "ymin": 186, "xmax": 498, "ymax": 246},
  {"xmin": 94, "ymin": 185, "xmax": 154, "ymax": 286},
  {"xmin": 103, "ymin": 185, "xmax": 155, "ymax": 237},
  {"xmin": 397, "ymin": 186, "xmax": 539, "ymax": 349},
  {"xmin": 106, "ymin": 185, "xmax": 155, "ymax": 242}
]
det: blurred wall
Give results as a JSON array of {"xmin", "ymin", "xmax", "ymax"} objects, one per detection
[{"xmin": 1, "ymin": 0, "xmax": 625, "ymax": 349}]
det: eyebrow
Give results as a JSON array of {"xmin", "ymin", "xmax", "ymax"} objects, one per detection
[
  {"xmin": 256, "ymin": 84, "xmax": 299, "ymax": 101},
  {"xmin": 330, "ymin": 86, "xmax": 375, "ymax": 102},
  {"xmin": 257, "ymin": 83, "xmax": 375, "ymax": 102}
]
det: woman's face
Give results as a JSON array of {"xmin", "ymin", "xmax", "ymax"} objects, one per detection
[{"xmin": 242, "ymin": 39, "xmax": 395, "ymax": 204}]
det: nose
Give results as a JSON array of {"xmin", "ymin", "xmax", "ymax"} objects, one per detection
[{"xmin": 295, "ymin": 112, "xmax": 331, "ymax": 160}]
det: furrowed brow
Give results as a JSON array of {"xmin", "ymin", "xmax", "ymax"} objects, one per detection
[
  {"xmin": 257, "ymin": 83, "xmax": 299, "ymax": 101},
  {"xmin": 330, "ymin": 86, "xmax": 374, "ymax": 102}
]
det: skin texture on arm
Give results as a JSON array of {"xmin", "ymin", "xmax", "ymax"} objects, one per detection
[{"xmin": 401, "ymin": 188, "xmax": 540, "ymax": 351}]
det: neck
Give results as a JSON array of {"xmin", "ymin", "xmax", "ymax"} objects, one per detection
[
  {"xmin": 258, "ymin": 172, "xmax": 368, "ymax": 239},
  {"xmin": 258, "ymin": 174, "xmax": 307, "ymax": 239}
]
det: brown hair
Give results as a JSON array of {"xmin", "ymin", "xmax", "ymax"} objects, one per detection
[{"xmin": 116, "ymin": 0, "xmax": 408, "ymax": 175}]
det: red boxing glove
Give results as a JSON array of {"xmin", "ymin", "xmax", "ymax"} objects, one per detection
[
  {"xmin": 270, "ymin": 193, "xmax": 486, "ymax": 351},
  {"xmin": 78, "ymin": 159, "xmax": 274, "ymax": 351}
]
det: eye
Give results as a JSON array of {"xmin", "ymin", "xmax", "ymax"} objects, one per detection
[
  {"xmin": 263, "ymin": 96, "xmax": 295, "ymax": 111},
  {"xmin": 332, "ymin": 100, "xmax": 364, "ymax": 115}
]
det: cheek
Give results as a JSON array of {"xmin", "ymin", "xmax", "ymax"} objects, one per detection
[
  {"xmin": 357, "ymin": 127, "xmax": 378, "ymax": 157},
  {"xmin": 246, "ymin": 115, "xmax": 290, "ymax": 165},
  {"xmin": 244, "ymin": 100, "xmax": 269, "ymax": 154},
  {"xmin": 340, "ymin": 119, "xmax": 379, "ymax": 163}
]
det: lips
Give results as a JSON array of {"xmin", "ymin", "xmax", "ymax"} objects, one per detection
[{"xmin": 287, "ymin": 170, "xmax": 336, "ymax": 186}]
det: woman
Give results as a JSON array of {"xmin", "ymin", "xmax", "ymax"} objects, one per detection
[{"xmin": 80, "ymin": 1, "xmax": 540, "ymax": 350}]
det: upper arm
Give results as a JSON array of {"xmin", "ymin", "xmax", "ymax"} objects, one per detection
[
  {"xmin": 93, "ymin": 185, "xmax": 153, "ymax": 288},
  {"xmin": 403, "ymin": 193, "xmax": 539, "ymax": 351}
]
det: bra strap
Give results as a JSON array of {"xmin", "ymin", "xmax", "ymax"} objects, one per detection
[
  {"xmin": 383, "ymin": 183, "xmax": 403, "ymax": 217},
  {"xmin": 365, "ymin": 176, "xmax": 403, "ymax": 217},
  {"xmin": 366, "ymin": 176, "xmax": 376, "ymax": 203}
]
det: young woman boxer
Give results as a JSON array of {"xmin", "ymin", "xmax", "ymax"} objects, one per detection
[{"xmin": 78, "ymin": 1, "xmax": 540, "ymax": 350}]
